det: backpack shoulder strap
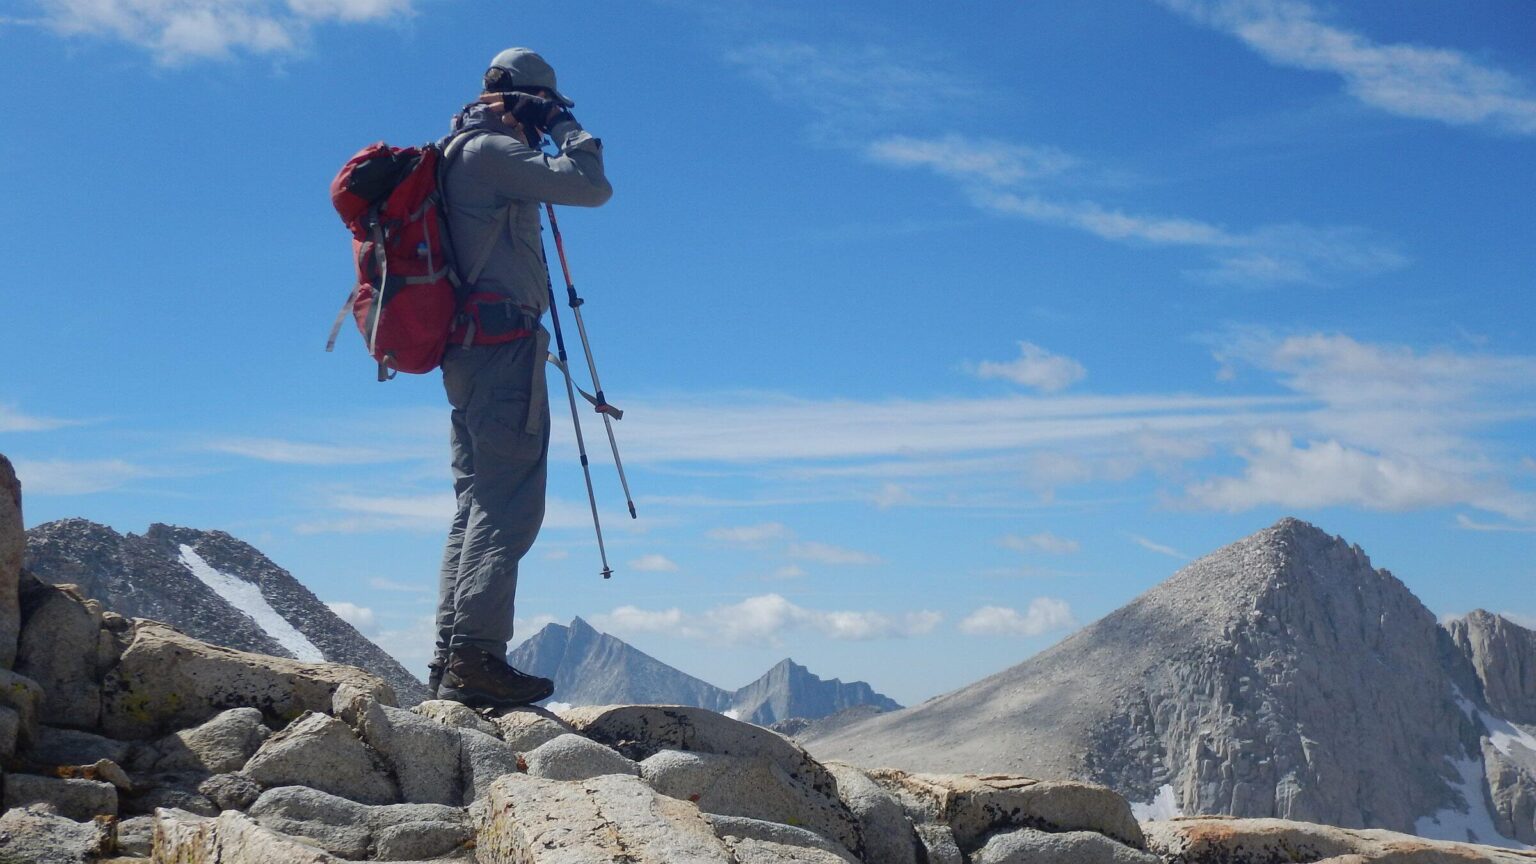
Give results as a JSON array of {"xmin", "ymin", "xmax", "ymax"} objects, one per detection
[{"xmin": 437, "ymin": 129, "xmax": 512, "ymax": 288}]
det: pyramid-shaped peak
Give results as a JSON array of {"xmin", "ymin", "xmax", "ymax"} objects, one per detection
[{"xmin": 569, "ymin": 616, "xmax": 597, "ymax": 634}]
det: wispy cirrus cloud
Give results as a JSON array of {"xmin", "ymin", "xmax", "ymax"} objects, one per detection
[
  {"xmin": 24, "ymin": 0, "xmax": 410, "ymax": 63},
  {"xmin": 590, "ymin": 593, "xmax": 942, "ymax": 645},
  {"xmin": 1128, "ymin": 534, "xmax": 1188, "ymax": 559},
  {"xmin": 0, "ymin": 404, "xmax": 82, "ymax": 433},
  {"xmin": 1157, "ymin": 0, "xmax": 1536, "ymax": 136},
  {"xmin": 207, "ymin": 437, "xmax": 408, "ymax": 466},
  {"xmin": 1000, "ymin": 532, "xmax": 1081, "ymax": 555},
  {"xmin": 726, "ymin": 37, "xmax": 1405, "ymax": 288},
  {"xmin": 11, "ymin": 458, "xmax": 154, "ymax": 495},
  {"xmin": 295, "ymin": 492, "xmax": 595, "ymax": 534},
  {"xmin": 787, "ymin": 541, "xmax": 880, "ymax": 566}
]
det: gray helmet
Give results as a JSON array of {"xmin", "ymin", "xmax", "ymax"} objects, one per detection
[{"xmin": 485, "ymin": 47, "xmax": 575, "ymax": 107}]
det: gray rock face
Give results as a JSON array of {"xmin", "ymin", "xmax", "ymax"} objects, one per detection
[
  {"xmin": 823, "ymin": 761, "xmax": 921, "ymax": 864},
  {"xmin": 116, "ymin": 814, "xmax": 156, "ymax": 857},
  {"xmin": 26, "ymin": 725, "xmax": 131, "ymax": 766},
  {"xmin": 1484, "ymin": 739, "xmax": 1536, "ymax": 845},
  {"xmin": 136, "ymin": 706, "xmax": 270, "ymax": 774},
  {"xmin": 343, "ymin": 697, "xmax": 462, "ymax": 805},
  {"xmin": 121, "ymin": 772, "xmax": 218, "ymax": 816},
  {"xmin": 971, "ymin": 828, "xmax": 1160, "ymax": 864},
  {"xmin": 0, "ymin": 454, "xmax": 22, "ymax": 670},
  {"xmin": 1, "ymin": 773, "xmax": 116, "ymax": 821},
  {"xmin": 914, "ymin": 824, "xmax": 964, "ymax": 864},
  {"xmin": 15, "ymin": 584, "xmax": 102, "ymax": 729},
  {"xmin": 248, "ymin": 785, "xmax": 472, "ymax": 860},
  {"xmin": 0, "ymin": 667, "xmax": 44, "ymax": 751},
  {"xmin": 0, "ymin": 805, "xmax": 112, "ymax": 864},
  {"xmin": 243, "ymin": 711, "xmax": 398, "ymax": 805},
  {"xmin": 809, "ymin": 519, "xmax": 1482, "ymax": 838},
  {"xmin": 567, "ymin": 704, "xmax": 864, "ymax": 858},
  {"xmin": 200, "ymin": 772, "xmax": 264, "ymax": 811},
  {"xmin": 1452, "ymin": 611, "xmax": 1536, "ymax": 725},
  {"xmin": 476, "ymin": 772, "xmax": 735, "ymax": 863},
  {"xmin": 457, "ymin": 726, "xmax": 522, "ymax": 804},
  {"xmin": 24, "ymin": 519, "xmax": 430, "ymax": 705},
  {"xmin": 524, "ymin": 732, "xmax": 639, "ymax": 781}
]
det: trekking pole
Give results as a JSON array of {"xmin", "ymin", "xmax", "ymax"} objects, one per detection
[
  {"xmin": 540, "ymin": 242, "xmax": 614, "ymax": 580},
  {"xmin": 544, "ymin": 203, "xmax": 638, "ymax": 520}
]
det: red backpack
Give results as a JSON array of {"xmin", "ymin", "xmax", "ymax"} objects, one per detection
[{"xmin": 326, "ymin": 132, "xmax": 492, "ymax": 380}]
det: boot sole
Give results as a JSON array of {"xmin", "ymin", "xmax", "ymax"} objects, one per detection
[{"xmin": 438, "ymin": 681, "xmax": 554, "ymax": 710}]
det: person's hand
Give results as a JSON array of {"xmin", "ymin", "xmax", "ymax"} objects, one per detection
[{"xmin": 478, "ymin": 92, "xmax": 561, "ymax": 131}]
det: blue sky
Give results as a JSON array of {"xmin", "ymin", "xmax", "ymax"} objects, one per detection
[{"xmin": 2, "ymin": 0, "xmax": 1533, "ymax": 705}]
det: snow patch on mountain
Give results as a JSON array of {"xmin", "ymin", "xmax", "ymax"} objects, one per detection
[
  {"xmin": 1414, "ymin": 755, "xmax": 1529, "ymax": 849},
  {"xmin": 1132, "ymin": 784, "xmax": 1183, "ymax": 821},
  {"xmin": 178, "ymin": 544, "xmax": 324, "ymax": 662}
]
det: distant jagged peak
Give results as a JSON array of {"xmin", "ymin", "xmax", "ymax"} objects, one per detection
[
  {"xmin": 1456, "ymin": 608, "xmax": 1535, "ymax": 634},
  {"xmin": 568, "ymin": 615, "xmax": 598, "ymax": 635},
  {"xmin": 28, "ymin": 517, "xmax": 123, "ymax": 540}
]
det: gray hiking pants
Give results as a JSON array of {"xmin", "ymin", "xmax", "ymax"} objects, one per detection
[{"xmin": 435, "ymin": 328, "xmax": 552, "ymax": 662}]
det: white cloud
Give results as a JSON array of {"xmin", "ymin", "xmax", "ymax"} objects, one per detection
[
  {"xmin": 515, "ymin": 613, "xmax": 559, "ymax": 634},
  {"xmin": 766, "ymin": 565, "xmax": 807, "ymax": 580},
  {"xmin": 1187, "ymin": 430, "xmax": 1504, "ymax": 515},
  {"xmin": 11, "ymin": 458, "xmax": 153, "ymax": 495},
  {"xmin": 787, "ymin": 541, "xmax": 880, "ymax": 566},
  {"xmin": 628, "ymin": 554, "xmax": 679, "ymax": 572},
  {"xmin": 326, "ymin": 601, "xmax": 377, "ymax": 635},
  {"xmin": 1128, "ymin": 534, "xmax": 1188, "ymax": 559},
  {"xmin": 368, "ymin": 614, "xmax": 436, "ymax": 679},
  {"xmin": 1000, "ymin": 532, "xmax": 1081, "ymax": 555},
  {"xmin": 0, "ymin": 405, "xmax": 80, "ymax": 433},
  {"xmin": 592, "ymin": 594, "xmax": 941, "ymax": 645},
  {"xmin": 207, "ymin": 437, "xmax": 403, "ymax": 465},
  {"xmin": 972, "ymin": 342, "xmax": 1087, "ymax": 393},
  {"xmin": 33, "ymin": 0, "xmax": 411, "ymax": 63},
  {"xmin": 958, "ymin": 599, "xmax": 1076, "ymax": 636},
  {"xmin": 1158, "ymin": 0, "xmax": 1536, "ymax": 136},
  {"xmin": 707, "ymin": 522, "xmax": 791, "ymax": 545}
]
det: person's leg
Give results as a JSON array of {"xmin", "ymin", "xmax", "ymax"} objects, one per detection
[
  {"xmin": 440, "ymin": 333, "xmax": 554, "ymax": 707},
  {"xmin": 430, "ymin": 404, "xmax": 475, "ymax": 695}
]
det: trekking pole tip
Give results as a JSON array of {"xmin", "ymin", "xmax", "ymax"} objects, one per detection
[
  {"xmin": 601, "ymin": 567, "xmax": 614, "ymax": 580},
  {"xmin": 627, "ymin": 502, "xmax": 637, "ymax": 519}
]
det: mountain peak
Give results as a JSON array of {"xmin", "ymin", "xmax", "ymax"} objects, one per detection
[{"xmin": 569, "ymin": 616, "xmax": 596, "ymax": 634}]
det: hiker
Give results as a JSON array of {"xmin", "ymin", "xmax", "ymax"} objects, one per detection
[{"xmin": 430, "ymin": 48, "xmax": 612, "ymax": 708}]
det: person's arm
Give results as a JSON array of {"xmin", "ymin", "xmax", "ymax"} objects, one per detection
[{"xmin": 467, "ymin": 116, "xmax": 613, "ymax": 208}]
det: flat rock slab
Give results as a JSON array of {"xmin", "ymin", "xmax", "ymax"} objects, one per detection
[
  {"xmin": 28, "ymin": 726, "xmax": 132, "ymax": 767},
  {"xmin": 477, "ymin": 772, "xmax": 736, "ymax": 863},
  {"xmin": 153, "ymin": 808, "xmax": 341, "ymax": 863},
  {"xmin": 101, "ymin": 621, "xmax": 394, "ymax": 739},
  {"xmin": 2, "ymin": 773, "xmax": 117, "ymax": 821},
  {"xmin": 1145, "ymin": 817, "xmax": 1536, "ymax": 863},
  {"xmin": 565, "ymin": 705, "xmax": 863, "ymax": 857},
  {"xmin": 138, "ymin": 706, "xmax": 270, "ymax": 774},
  {"xmin": 248, "ymin": 785, "xmax": 470, "ymax": 860},
  {"xmin": 0, "ymin": 805, "xmax": 112, "ymax": 864},
  {"xmin": 708, "ymin": 815, "xmax": 859, "ymax": 863},
  {"xmin": 411, "ymin": 700, "xmax": 500, "ymax": 738},
  {"xmin": 973, "ymin": 827, "xmax": 1161, "ymax": 864},
  {"xmin": 869, "ymin": 768, "xmax": 1146, "ymax": 852},
  {"xmin": 824, "ymin": 761, "xmax": 922, "ymax": 864}
]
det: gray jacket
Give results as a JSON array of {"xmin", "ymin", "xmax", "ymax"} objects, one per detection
[{"xmin": 443, "ymin": 104, "xmax": 612, "ymax": 316}]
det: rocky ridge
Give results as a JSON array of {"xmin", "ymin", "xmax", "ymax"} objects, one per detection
[
  {"xmin": 25, "ymin": 518, "xmax": 429, "ymax": 705},
  {"xmin": 510, "ymin": 616, "xmax": 901, "ymax": 723},
  {"xmin": 805, "ymin": 518, "xmax": 1536, "ymax": 848},
  {"xmin": 2, "ymin": 457, "xmax": 1532, "ymax": 863}
]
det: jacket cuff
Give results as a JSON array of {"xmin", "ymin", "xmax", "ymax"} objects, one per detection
[{"xmin": 550, "ymin": 118, "xmax": 599, "ymax": 152}]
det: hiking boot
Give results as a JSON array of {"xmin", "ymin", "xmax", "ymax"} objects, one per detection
[
  {"xmin": 427, "ymin": 659, "xmax": 445, "ymax": 699},
  {"xmin": 439, "ymin": 647, "xmax": 554, "ymax": 709}
]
